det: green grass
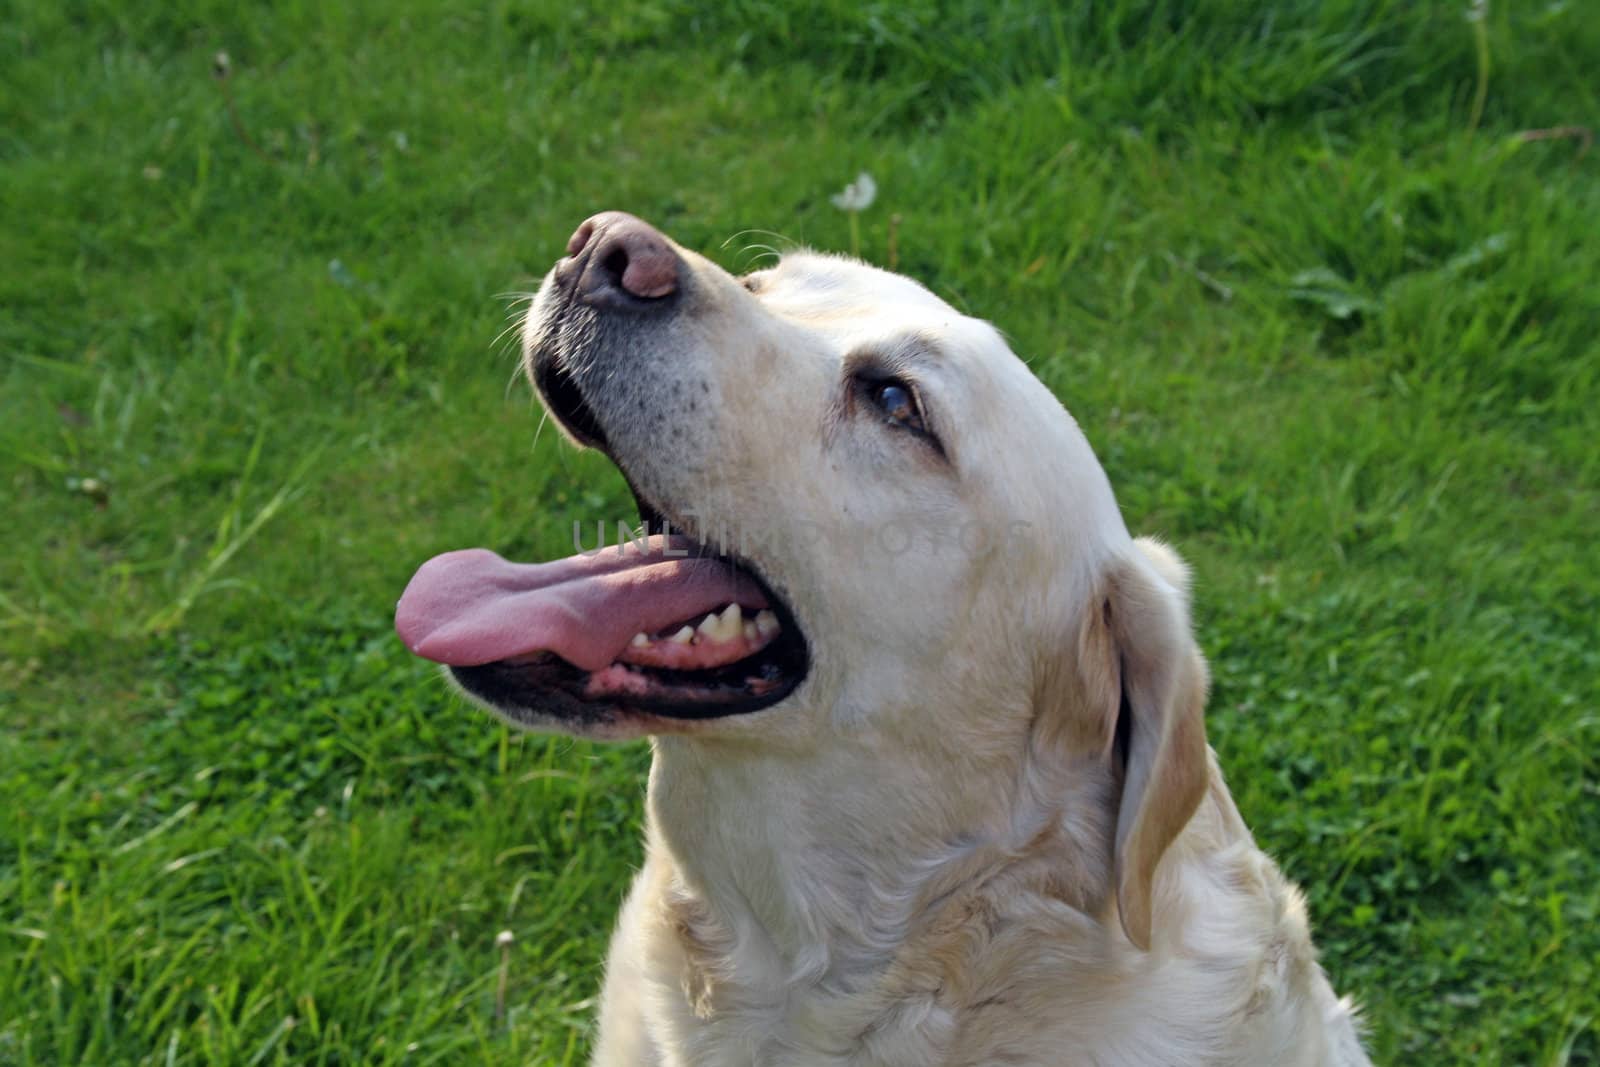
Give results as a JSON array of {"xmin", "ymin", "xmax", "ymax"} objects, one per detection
[{"xmin": 3, "ymin": 1, "xmax": 1597, "ymax": 1062}]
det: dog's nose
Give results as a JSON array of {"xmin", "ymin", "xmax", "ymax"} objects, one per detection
[{"xmin": 566, "ymin": 212, "xmax": 679, "ymax": 306}]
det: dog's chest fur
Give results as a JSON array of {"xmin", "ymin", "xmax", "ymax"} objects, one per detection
[{"xmin": 616, "ymin": 792, "xmax": 1364, "ymax": 1067}]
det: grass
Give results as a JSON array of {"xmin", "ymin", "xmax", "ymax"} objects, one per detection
[{"xmin": 2, "ymin": 0, "xmax": 1597, "ymax": 1062}]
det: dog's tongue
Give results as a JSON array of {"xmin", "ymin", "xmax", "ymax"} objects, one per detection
[{"xmin": 395, "ymin": 535, "xmax": 769, "ymax": 671}]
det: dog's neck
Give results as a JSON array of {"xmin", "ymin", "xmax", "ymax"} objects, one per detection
[{"xmin": 646, "ymin": 723, "xmax": 1119, "ymax": 986}]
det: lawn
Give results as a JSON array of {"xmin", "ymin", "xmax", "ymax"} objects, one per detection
[{"xmin": 3, "ymin": 1, "xmax": 1597, "ymax": 1063}]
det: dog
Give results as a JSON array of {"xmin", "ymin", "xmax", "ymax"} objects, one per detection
[{"xmin": 396, "ymin": 212, "xmax": 1373, "ymax": 1065}]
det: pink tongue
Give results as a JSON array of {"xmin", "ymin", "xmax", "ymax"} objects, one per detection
[{"xmin": 395, "ymin": 535, "xmax": 769, "ymax": 671}]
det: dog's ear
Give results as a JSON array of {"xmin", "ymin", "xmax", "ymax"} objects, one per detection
[{"xmin": 1076, "ymin": 537, "xmax": 1210, "ymax": 950}]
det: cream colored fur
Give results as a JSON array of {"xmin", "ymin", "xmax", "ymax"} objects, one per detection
[{"xmin": 506, "ymin": 239, "xmax": 1372, "ymax": 1066}]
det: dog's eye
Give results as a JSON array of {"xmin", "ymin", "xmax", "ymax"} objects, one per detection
[
  {"xmin": 865, "ymin": 377, "xmax": 927, "ymax": 436},
  {"xmin": 847, "ymin": 364, "xmax": 945, "ymax": 458}
]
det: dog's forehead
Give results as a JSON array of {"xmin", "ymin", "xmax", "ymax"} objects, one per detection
[
  {"xmin": 767, "ymin": 251, "xmax": 957, "ymax": 322},
  {"xmin": 764, "ymin": 252, "xmax": 1017, "ymax": 372}
]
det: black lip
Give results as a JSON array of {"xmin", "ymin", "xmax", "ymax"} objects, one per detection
[
  {"xmin": 534, "ymin": 355, "xmax": 609, "ymax": 450},
  {"xmin": 452, "ymin": 610, "xmax": 808, "ymax": 722}
]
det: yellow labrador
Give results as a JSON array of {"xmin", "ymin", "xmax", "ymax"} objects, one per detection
[{"xmin": 397, "ymin": 213, "xmax": 1372, "ymax": 1066}]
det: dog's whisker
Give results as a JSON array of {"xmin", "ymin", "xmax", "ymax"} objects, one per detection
[
  {"xmin": 530, "ymin": 407, "xmax": 553, "ymax": 453},
  {"xmin": 738, "ymin": 244, "xmax": 784, "ymax": 270},
  {"xmin": 724, "ymin": 230, "xmax": 797, "ymax": 272},
  {"xmin": 491, "ymin": 317, "xmax": 526, "ymax": 357},
  {"xmin": 723, "ymin": 228, "xmax": 796, "ymax": 249}
]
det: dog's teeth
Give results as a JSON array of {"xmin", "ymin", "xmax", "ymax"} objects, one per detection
[
  {"xmin": 670, "ymin": 626, "xmax": 694, "ymax": 644},
  {"xmin": 743, "ymin": 621, "xmax": 759, "ymax": 642},
  {"xmin": 630, "ymin": 632, "xmax": 650, "ymax": 647},
  {"xmin": 755, "ymin": 610, "xmax": 780, "ymax": 638},
  {"xmin": 718, "ymin": 603, "xmax": 743, "ymax": 640},
  {"xmin": 697, "ymin": 613, "xmax": 721, "ymax": 639}
]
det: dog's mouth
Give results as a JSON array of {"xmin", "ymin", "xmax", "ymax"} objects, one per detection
[{"xmin": 395, "ymin": 364, "xmax": 810, "ymax": 723}]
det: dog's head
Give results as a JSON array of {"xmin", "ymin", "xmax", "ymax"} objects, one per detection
[{"xmin": 396, "ymin": 213, "xmax": 1209, "ymax": 946}]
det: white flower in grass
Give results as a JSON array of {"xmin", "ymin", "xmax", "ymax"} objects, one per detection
[{"xmin": 830, "ymin": 172, "xmax": 877, "ymax": 212}]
